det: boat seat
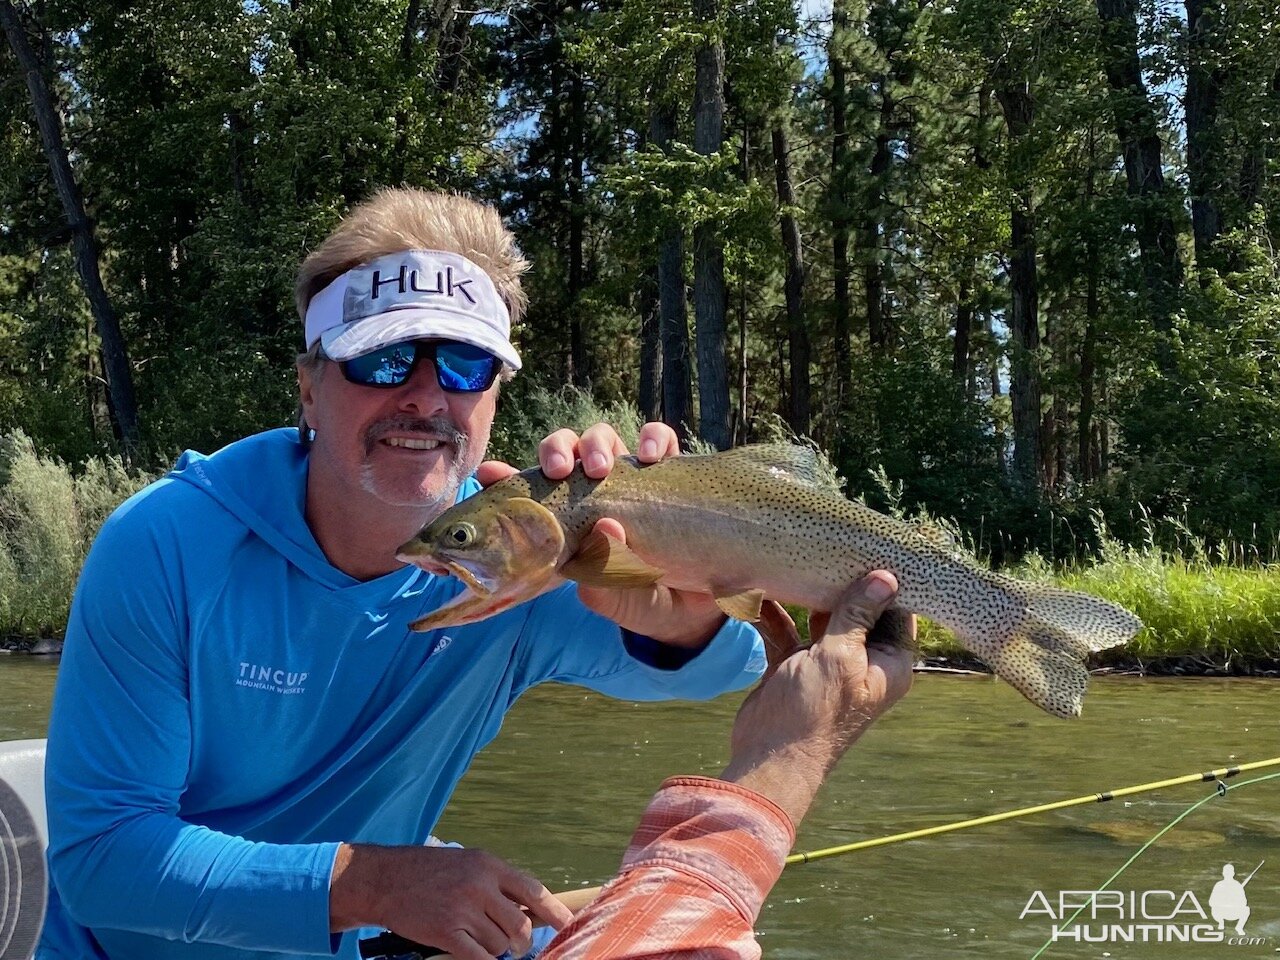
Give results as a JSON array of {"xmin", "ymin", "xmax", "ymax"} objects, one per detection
[{"xmin": 0, "ymin": 738, "xmax": 47, "ymax": 960}]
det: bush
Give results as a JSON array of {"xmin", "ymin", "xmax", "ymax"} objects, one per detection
[
  {"xmin": 0, "ymin": 430, "xmax": 152, "ymax": 638},
  {"xmin": 490, "ymin": 380, "xmax": 645, "ymax": 467}
]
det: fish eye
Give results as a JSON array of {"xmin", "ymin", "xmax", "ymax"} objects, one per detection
[{"xmin": 447, "ymin": 522, "xmax": 476, "ymax": 546}]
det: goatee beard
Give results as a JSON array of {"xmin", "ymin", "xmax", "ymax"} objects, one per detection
[{"xmin": 360, "ymin": 415, "xmax": 479, "ymax": 509}]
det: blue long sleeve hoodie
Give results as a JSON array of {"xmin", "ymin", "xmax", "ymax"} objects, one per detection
[{"xmin": 38, "ymin": 428, "xmax": 765, "ymax": 960}]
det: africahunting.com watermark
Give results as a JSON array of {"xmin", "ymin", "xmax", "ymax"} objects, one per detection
[{"xmin": 1019, "ymin": 861, "xmax": 1269, "ymax": 946}]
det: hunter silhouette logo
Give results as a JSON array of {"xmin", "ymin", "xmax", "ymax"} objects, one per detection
[{"xmin": 1209, "ymin": 861, "xmax": 1262, "ymax": 936}]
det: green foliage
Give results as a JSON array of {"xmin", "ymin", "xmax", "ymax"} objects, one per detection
[
  {"xmin": 1110, "ymin": 226, "xmax": 1280, "ymax": 544},
  {"xmin": 489, "ymin": 381, "xmax": 644, "ymax": 468},
  {"xmin": 0, "ymin": 430, "xmax": 152, "ymax": 637}
]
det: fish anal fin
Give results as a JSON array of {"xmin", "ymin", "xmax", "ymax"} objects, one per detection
[
  {"xmin": 561, "ymin": 528, "xmax": 666, "ymax": 589},
  {"xmin": 712, "ymin": 586, "xmax": 767, "ymax": 622}
]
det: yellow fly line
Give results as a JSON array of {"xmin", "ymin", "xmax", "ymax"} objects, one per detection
[{"xmin": 786, "ymin": 756, "xmax": 1280, "ymax": 865}]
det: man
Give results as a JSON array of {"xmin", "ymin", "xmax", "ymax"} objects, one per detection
[
  {"xmin": 539, "ymin": 572, "xmax": 915, "ymax": 960},
  {"xmin": 38, "ymin": 188, "xmax": 765, "ymax": 960}
]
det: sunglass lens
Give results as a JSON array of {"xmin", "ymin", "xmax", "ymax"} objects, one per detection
[
  {"xmin": 345, "ymin": 344, "xmax": 417, "ymax": 386},
  {"xmin": 434, "ymin": 342, "xmax": 499, "ymax": 392}
]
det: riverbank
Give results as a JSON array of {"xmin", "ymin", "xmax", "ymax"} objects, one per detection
[
  {"xmin": 917, "ymin": 650, "xmax": 1280, "ymax": 677},
  {"xmin": 7, "ymin": 632, "xmax": 1277, "ymax": 677}
]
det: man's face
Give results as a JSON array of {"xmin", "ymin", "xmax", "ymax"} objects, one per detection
[{"xmin": 299, "ymin": 342, "xmax": 497, "ymax": 511}]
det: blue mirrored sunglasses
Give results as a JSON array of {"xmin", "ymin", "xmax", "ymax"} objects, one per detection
[{"xmin": 339, "ymin": 340, "xmax": 501, "ymax": 393}]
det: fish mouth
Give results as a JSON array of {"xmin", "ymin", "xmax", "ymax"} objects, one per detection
[
  {"xmin": 445, "ymin": 560, "xmax": 497, "ymax": 596},
  {"xmin": 396, "ymin": 551, "xmax": 497, "ymax": 597}
]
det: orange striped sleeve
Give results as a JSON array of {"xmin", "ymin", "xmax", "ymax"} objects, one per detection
[{"xmin": 542, "ymin": 776, "xmax": 795, "ymax": 960}]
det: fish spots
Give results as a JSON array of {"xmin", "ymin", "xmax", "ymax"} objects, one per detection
[{"xmin": 404, "ymin": 444, "xmax": 1141, "ymax": 716}]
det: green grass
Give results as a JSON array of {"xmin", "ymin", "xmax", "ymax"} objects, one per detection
[{"xmin": 916, "ymin": 543, "xmax": 1280, "ymax": 668}]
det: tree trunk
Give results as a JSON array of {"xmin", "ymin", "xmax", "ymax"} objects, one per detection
[
  {"xmin": 650, "ymin": 97, "xmax": 693, "ymax": 443},
  {"xmin": 986, "ymin": 309, "xmax": 1006, "ymax": 476},
  {"xmin": 953, "ymin": 270, "xmax": 973, "ymax": 385},
  {"xmin": 1079, "ymin": 130, "xmax": 1100, "ymax": 484},
  {"xmin": 638, "ymin": 268, "xmax": 663, "ymax": 422},
  {"xmin": 433, "ymin": 2, "xmax": 467, "ymax": 95},
  {"xmin": 1096, "ymin": 0, "xmax": 1185, "ymax": 331},
  {"xmin": 1185, "ymin": 0, "xmax": 1223, "ymax": 271},
  {"xmin": 1239, "ymin": 66, "xmax": 1279, "ymax": 216},
  {"xmin": 392, "ymin": 0, "xmax": 423, "ymax": 182},
  {"xmin": 736, "ymin": 113, "xmax": 749, "ymax": 445},
  {"xmin": 288, "ymin": 0, "xmax": 311, "ymax": 67},
  {"xmin": 772, "ymin": 123, "xmax": 810, "ymax": 438},
  {"xmin": 957, "ymin": 87, "xmax": 990, "ymax": 394},
  {"xmin": 995, "ymin": 79, "xmax": 1042, "ymax": 493},
  {"xmin": 862, "ymin": 85, "xmax": 892, "ymax": 354},
  {"xmin": 2, "ymin": 0, "xmax": 140, "ymax": 459},
  {"xmin": 829, "ymin": 0, "xmax": 852, "ymax": 425},
  {"xmin": 692, "ymin": 0, "xmax": 730, "ymax": 449},
  {"xmin": 1050, "ymin": 314, "xmax": 1068, "ymax": 490},
  {"xmin": 567, "ymin": 61, "xmax": 590, "ymax": 387},
  {"xmin": 1079, "ymin": 266, "xmax": 1098, "ymax": 484},
  {"xmin": 1098, "ymin": 378, "xmax": 1110, "ymax": 475}
]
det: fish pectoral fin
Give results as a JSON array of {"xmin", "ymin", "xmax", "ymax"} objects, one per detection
[
  {"xmin": 712, "ymin": 587, "xmax": 767, "ymax": 622},
  {"xmin": 560, "ymin": 529, "xmax": 666, "ymax": 589}
]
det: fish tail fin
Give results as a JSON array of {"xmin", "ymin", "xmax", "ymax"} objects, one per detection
[{"xmin": 979, "ymin": 583, "xmax": 1143, "ymax": 718}]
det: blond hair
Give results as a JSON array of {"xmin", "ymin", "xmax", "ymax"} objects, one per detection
[{"xmin": 294, "ymin": 187, "xmax": 529, "ymax": 325}]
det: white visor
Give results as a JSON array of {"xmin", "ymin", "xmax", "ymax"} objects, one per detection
[{"xmin": 304, "ymin": 249, "xmax": 521, "ymax": 371}]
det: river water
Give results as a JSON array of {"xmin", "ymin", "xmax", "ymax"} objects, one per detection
[{"xmin": 2, "ymin": 656, "xmax": 1277, "ymax": 959}]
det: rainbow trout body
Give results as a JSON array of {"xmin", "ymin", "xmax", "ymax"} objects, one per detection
[{"xmin": 396, "ymin": 445, "xmax": 1141, "ymax": 718}]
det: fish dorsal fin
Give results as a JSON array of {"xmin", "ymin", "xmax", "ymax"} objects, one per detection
[
  {"xmin": 911, "ymin": 520, "xmax": 956, "ymax": 551},
  {"xmin": 714, "ymin": 444, "xmax": 828, "ymax": 490}
]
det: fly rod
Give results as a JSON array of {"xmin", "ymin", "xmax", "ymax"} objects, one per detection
[{"xmin": 787, "ymin": 755, "xmax": 1280, "ymax": 864}]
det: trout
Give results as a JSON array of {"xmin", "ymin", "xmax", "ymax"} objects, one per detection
[{"xmin": 396, "ymin": 444, "xmax": 1141, "ymax": 718}]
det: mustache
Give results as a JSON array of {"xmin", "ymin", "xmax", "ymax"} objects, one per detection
[{"xmin": 365, "ymin": 416, "xmax": 468, "ymax": 453}]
